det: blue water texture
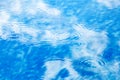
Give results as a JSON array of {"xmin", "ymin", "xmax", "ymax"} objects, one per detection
[{"xmin": 0, "ymin": 0, "xmax": 120, "ymax": 80}]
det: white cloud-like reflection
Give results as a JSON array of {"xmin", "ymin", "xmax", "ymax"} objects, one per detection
[{"xmin": 0, "ymin": 0, "xmax": 119, "ymax": 80}]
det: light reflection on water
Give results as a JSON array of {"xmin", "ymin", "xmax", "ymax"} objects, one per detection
[{"xmin": 0, "ymin": 0, "xmax": 120, "ymax": 80}]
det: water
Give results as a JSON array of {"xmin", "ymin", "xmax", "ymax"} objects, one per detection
[{"xmin": 0, "ymin": 0, "xmax": 120, "ymax": 80}]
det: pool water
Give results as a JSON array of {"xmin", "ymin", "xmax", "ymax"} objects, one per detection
[{"xmin": 0, "ymin": 0, "xmax": 120, "ymax": 80}]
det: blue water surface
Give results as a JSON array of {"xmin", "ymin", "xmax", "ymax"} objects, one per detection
[{"xmin": 0, "ymin": 0, "xmax": 120, "ymax": 80}]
